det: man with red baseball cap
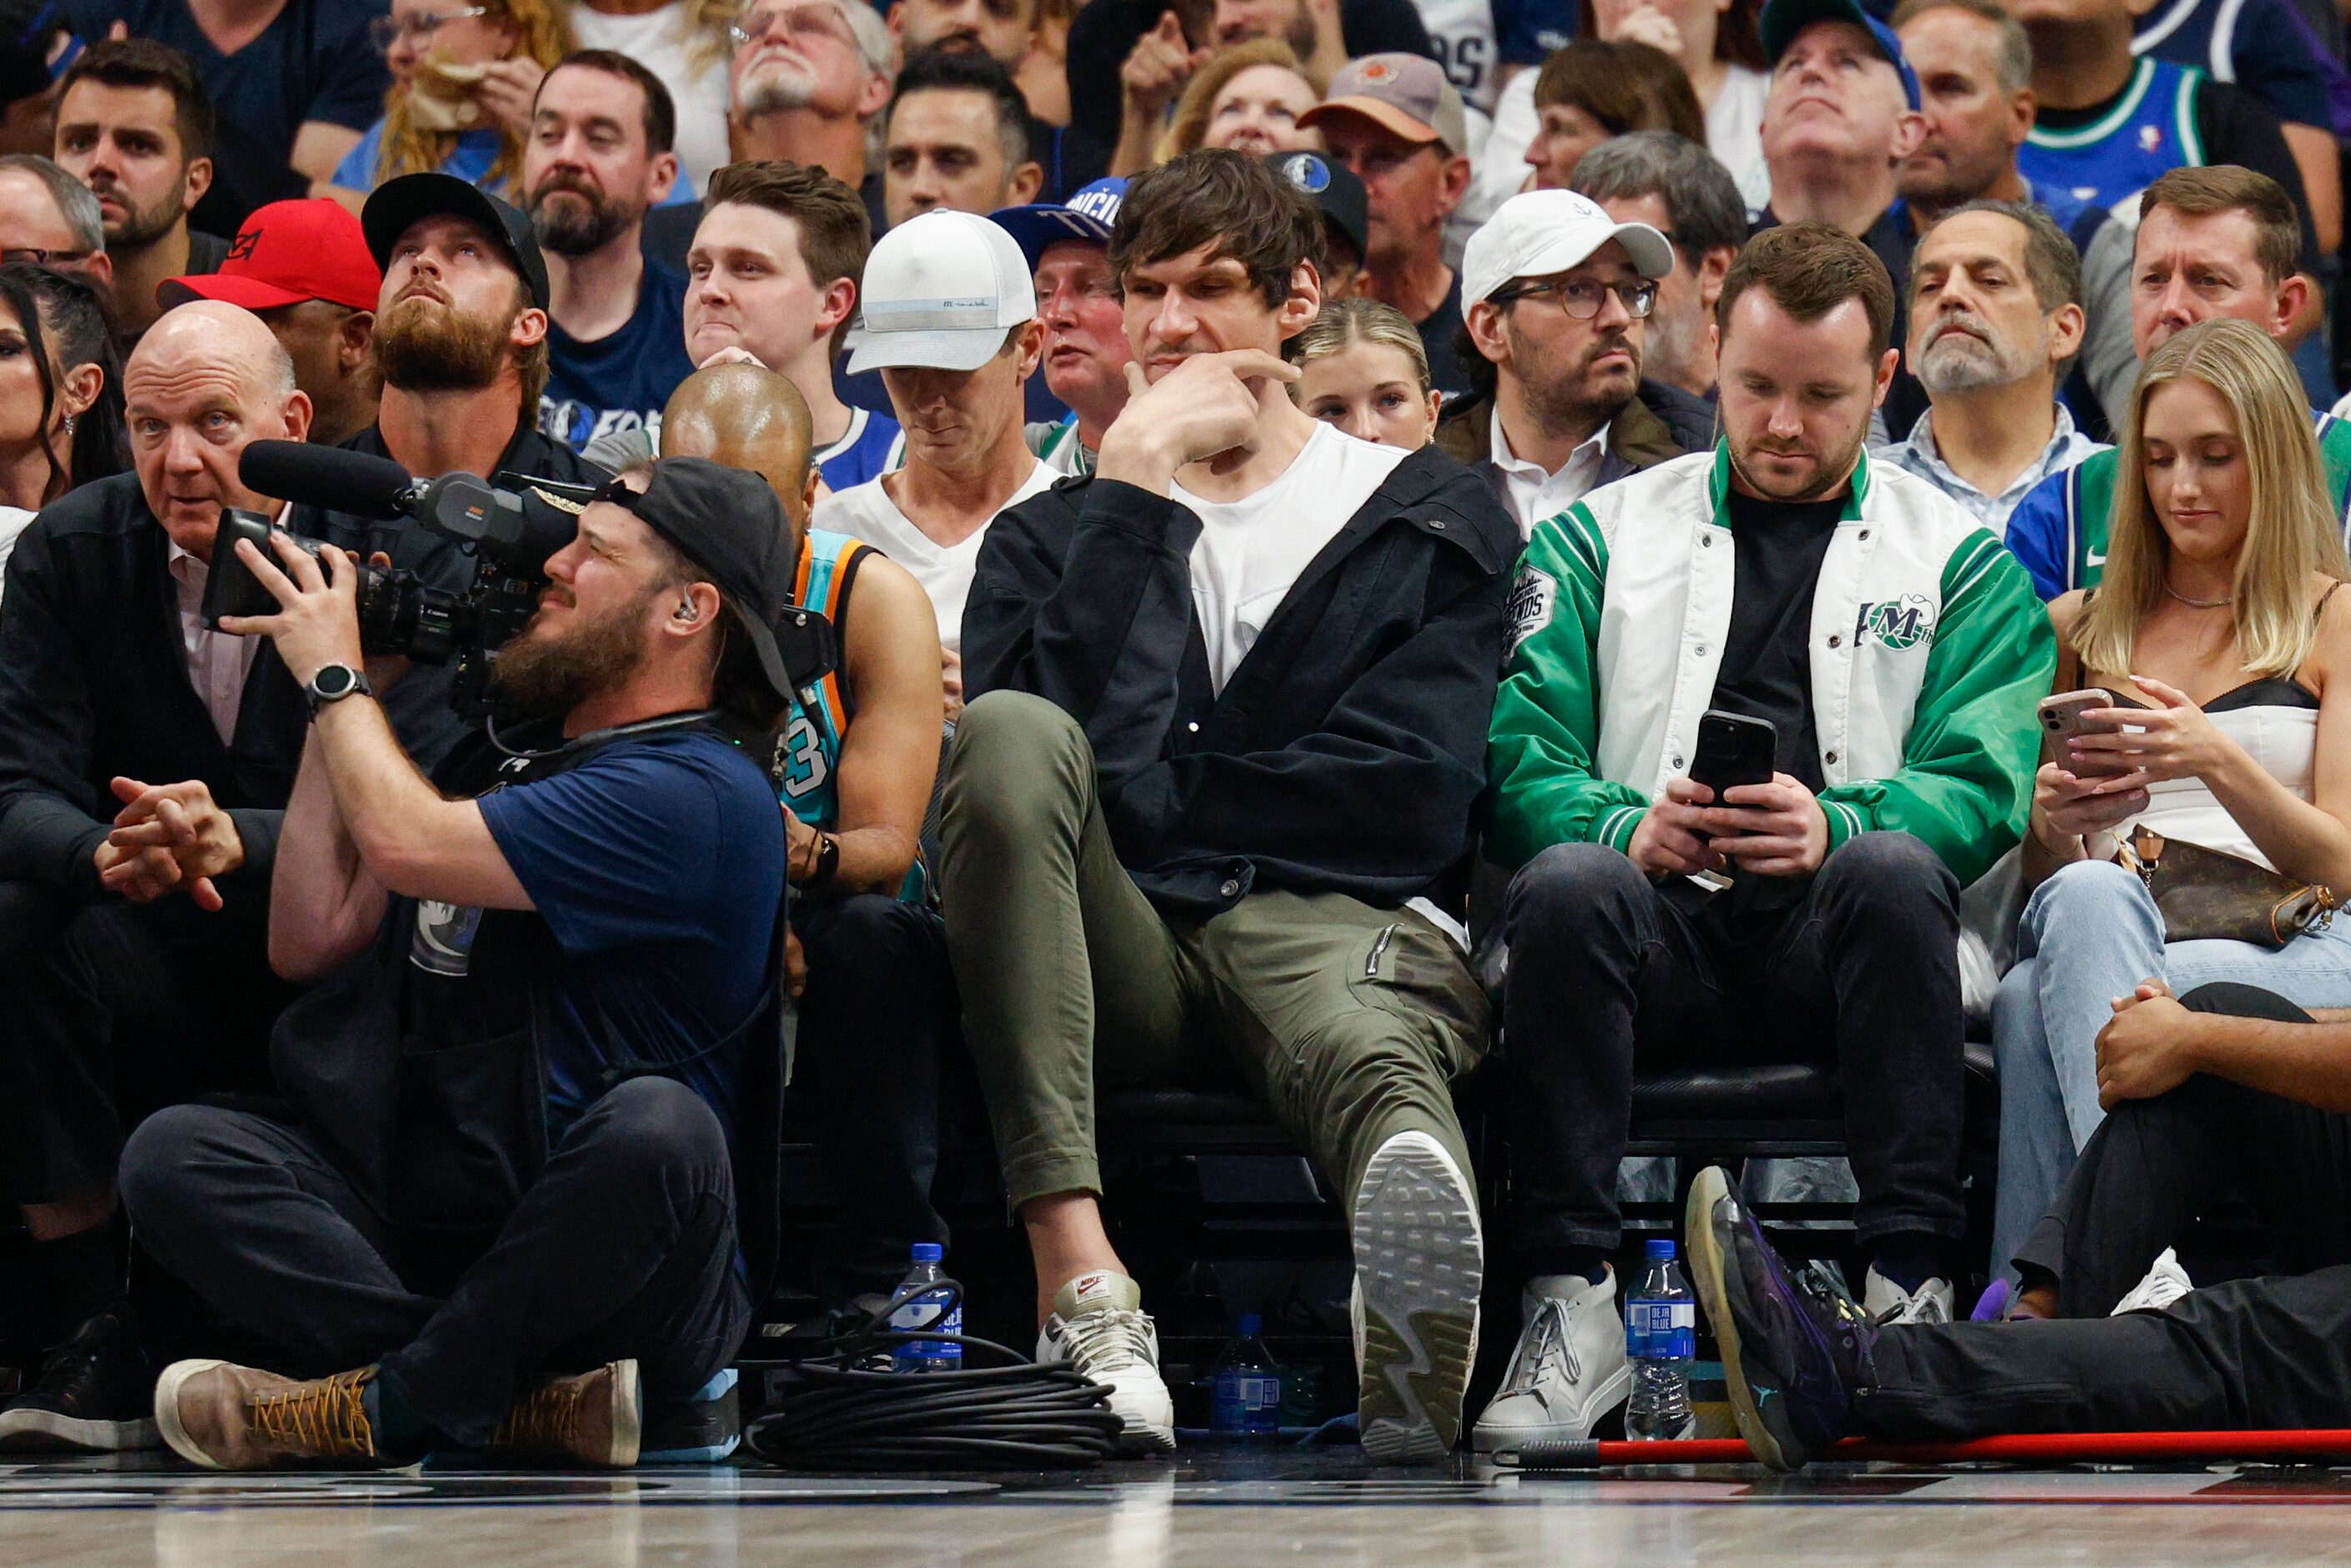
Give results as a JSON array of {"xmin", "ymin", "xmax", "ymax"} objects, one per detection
[
  {"xmin": 1297, "ymin": 55, "xmax": 1475, "ymax": 398},
  {"xmin": 161, "ymin": 198, "xmax": 382, "ymax": 446}
]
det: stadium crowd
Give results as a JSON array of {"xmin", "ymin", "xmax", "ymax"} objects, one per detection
[{"xmin": 3, "ymin": 0, "xmax": 2351, "ymax": 1474}]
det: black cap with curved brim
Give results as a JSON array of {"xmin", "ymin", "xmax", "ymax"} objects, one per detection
[
  {"xmin": 1264, "ymin": 151, "xmax": 1370, "ymax": 270},
  {"xmin": 592, "ymin": 458, "xmax": 800, "ymax": 708},
  {"xmin": 361, "ymin": 170, "xmax": 549, "ymax": 311}
]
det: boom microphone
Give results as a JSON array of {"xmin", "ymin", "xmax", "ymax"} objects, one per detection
[{"xmin": 238, "ymin": 440, "xmax": 422, "ymax": 520}]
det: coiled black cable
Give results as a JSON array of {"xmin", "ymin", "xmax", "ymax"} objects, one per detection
[{"xmin": 741, "ymin": 1277, "xmax": 1126, "ymax": 1470}]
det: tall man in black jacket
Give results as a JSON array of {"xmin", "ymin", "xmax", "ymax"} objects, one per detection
[
  {"xmin": 942, "ymin": 149, "xmax": 1518, "ymax": 1463},
  {"xmin": 0, "ymin": 302, "xmax": 315, "ymax": 1452}
]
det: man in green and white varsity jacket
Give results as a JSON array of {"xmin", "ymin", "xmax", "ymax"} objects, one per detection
[{"xmin": 1470, "ymin": 221, "xmax": 2055, "ymax": 1459}]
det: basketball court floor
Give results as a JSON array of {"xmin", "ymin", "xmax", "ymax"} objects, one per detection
[{"xmin": 8, "ymin": 1450, "xmax": 2350, "ymax": 1565}]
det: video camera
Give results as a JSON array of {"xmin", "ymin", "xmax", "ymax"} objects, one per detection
[{"xmin": 207, "ymin": 441, "xmax": 836, "ymax": 719}]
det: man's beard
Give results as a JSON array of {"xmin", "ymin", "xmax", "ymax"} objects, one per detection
[
  {"xmin": 372, "ymin": 291, "xmax": 513, "ymax": 392},
  {"xmin": 1728, "ymin": 419, "xmax": 1868, "ymax": 503},
  {"xmin": 93, "ymin": 179, "xmax": 181, "ymax": 250},
  {"xmin": 530, "ymin": 175, "xmax": 641, "ymax": 257},
  {"xmin": 1917, "ymin": 312, "xmax": 2041, "ymax": 395},
  {"xmin": 736, "ymin": 60, "xmax": 817, "ymax": 115},
  {"xmin": 491, "ymin": 588, "xmax": 653, "ymax": 720},
  {"xmin": 1509, "ymin": 316, "xmax": 1641, "ymax": 442}
]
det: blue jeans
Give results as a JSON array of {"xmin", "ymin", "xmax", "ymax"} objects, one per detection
[{"xmin": 1990, "ymin": 858, "xmax": 2351, "ymax": 1276}]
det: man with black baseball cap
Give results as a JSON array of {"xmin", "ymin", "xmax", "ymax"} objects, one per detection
[
  {"xmin": 286, "ymin": 170, "xmax": 604, "ymax": 769},
  {"xmin": 122, "ymin": 454, "xmax": 795, "ymax": 1474}
]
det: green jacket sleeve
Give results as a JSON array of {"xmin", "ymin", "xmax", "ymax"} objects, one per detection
[
  {"xmin": 1818, "ymin": 531, "xmax": 2055, "ymax": 885},
  {"xmin": 1482, "ymin": 505, "xmax": 1652, "ymax": 872}
]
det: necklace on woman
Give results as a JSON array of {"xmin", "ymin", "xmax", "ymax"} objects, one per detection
[{"xmin": 2164, "ymin": 579, "xmax": 2233, "ymax": 609}]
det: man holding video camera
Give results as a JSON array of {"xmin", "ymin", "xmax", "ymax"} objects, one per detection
[
  {"xmin": 286, "ymin": 171, "xmax": 607, "ymax": 770},
  {"xmin": 0, "ymin": 302, "xmax": 329, "ymax": 1454},
  {"xmin": 117, "ymin": 455, "xmax": 794, "ymax": 1472},
  {"xmin": 1473, "ymin": 222, "xmax": 2053, "ymax": 1454}
]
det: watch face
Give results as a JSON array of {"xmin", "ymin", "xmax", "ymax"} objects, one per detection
[{"xmin": 313, "ymin": 665, "xmax": 356, "ymax": 699}]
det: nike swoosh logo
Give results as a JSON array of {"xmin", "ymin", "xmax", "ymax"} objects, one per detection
[{"xmin": 2086, "ymin": 549, "xmax": 2106, "ymax": 567}]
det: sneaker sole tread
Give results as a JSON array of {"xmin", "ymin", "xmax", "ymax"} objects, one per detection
[{"xmin": 1353, "ymin": 1133, "xmax": 1481, "ymax": 1464}]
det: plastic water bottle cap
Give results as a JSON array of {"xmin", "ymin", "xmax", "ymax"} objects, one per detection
[
  {"xmin": 910, "ymin": 1243, "xmax": 943, "ymax": 1262},
  {"xmin": 1237, "ymin": 1313, "xmax": 1262, "ymax": 1335},
  {"xmin": 1645, "ymin": 1237, "xmax": 1676, "ymax": 1260}
]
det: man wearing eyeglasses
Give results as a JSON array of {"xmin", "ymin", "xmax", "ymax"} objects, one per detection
[
  {"xmin": 727, "ymin": 0, "xmax": 896, "ymax": 210},
  {"xmin": 1436, "ymin": 190, "xmax": 1712, "ymax": 540},
  {"xmin": 1478, "ymin": 220, "xmax": 2052, "ymax": 1454}
]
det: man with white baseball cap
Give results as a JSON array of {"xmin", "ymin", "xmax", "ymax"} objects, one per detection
[
  {"xmin": 811, "ymin": 206, "xmax": 1050, "ymax": 714},
  {"xmin": 1437, "ymin": 188, "xmax": 1715, "ymax": 539}
]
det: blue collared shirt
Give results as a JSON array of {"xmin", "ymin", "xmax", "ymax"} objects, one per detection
[{"xmin": 1882, "ymin": 402, "xmax": 2101, "ymax": 537}]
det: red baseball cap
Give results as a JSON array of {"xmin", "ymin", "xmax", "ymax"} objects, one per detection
[{"xmin": 159, "ymin": 200, "xmax": 383, "ymax": 314}]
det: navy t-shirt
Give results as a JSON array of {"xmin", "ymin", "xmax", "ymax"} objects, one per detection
[
  {"xmin": 63, "ymin": 0, "xmax": 387, "ymax": 165},
  {"xmin": 538, "ymin": 260, "xmax": 697, "ymax": 454},
  {"xmin": 473, "ymin": 730, "xmax": 785, "ymax": 1138}
]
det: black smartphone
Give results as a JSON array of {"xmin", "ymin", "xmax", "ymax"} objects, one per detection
[
  {"xmin": 201, "ymin": 508, "xmax": 321, "ymax": 629},
  {"xmin": 1687, "ymin": 709, "xmax": 1777, "ymax": 799}
]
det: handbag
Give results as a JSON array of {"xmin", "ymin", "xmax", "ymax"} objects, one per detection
[{"xmin": 2116, "ymin": 825, "xmax": 2339, "ymax": 948}]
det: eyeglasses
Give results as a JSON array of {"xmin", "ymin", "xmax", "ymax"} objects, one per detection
[
  {"xmin": 728, "ymin": 4, "xmax": 854, "ymax": 50},
  {"xmin": 369, "ymin": 7, "xmax": 492, "ymax": 52},
  {"xmin": 1489, "ymin": 276, "xmax": 1658, "ymax": 320},
  {"xmin": 0, "ymin": 246, "xmax": 88, "ymax": 266}
]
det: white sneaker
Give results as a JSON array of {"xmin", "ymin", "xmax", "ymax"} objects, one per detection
[
  {"xmin": 1351, "ymin": 1130, "xmax": 1483, "ymax": 1463},
  {"xmin": 1863, "ymin": 1267, "xmax": 1954, "ymax": 1326},
  {"xmin": 2111, "ymin": 1247, "xmax": 2195, "ymax": 1317},
  {"xmin": 1471, "ymin": 1270, "xmax": 1631, "ymax": 1454},
  {"xmin": 1034, "ymin": 1270, "xmax": 1175, "ymax": 1454}
]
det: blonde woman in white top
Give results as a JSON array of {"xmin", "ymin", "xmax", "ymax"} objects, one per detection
[{"xmin": 1992, "ymin": 317, "xmax": 2351, "ymax": 1276}]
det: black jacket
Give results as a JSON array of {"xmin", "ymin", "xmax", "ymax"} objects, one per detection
[
  {"xmin": 288, "ymin": 422, "xmax": 608, "ymax": 771},
  {"xmin": 0, "ymin": 473, "xmax": 306, "ymax": 899},
  {"xmin": 963, "ymin": 446, "xmax": 1520, "ymax": 918}
]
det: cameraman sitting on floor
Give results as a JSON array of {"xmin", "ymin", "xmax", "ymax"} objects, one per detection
[{"xmin": 119, "ymin": 457, "xmax": 794, "ymax": 1472}]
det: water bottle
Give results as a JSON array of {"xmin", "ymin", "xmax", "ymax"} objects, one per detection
[
  {"xmin": 1624, "ymin": 1237, "xmax": 1696, "ymax": 1442},
  {"xmin": 1207, "ymin": 1313, "xmax": 1282, "ymax": 1441},
  {"xmin": 888, "ymin": 1243, "xmax": 963, "ymax": 1373}
]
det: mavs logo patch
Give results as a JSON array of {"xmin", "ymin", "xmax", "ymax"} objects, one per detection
[
  {"xmin": 1504, "ymin": 567, "xmax": 1555, "ymax": 662},
  {"xmin": 1280, "ymin": 153, "xmax": 1332, "ymax": 194},
  {"xmin": 1855, "ymin": 594, "xmax": 1936, "ymax": 651}
]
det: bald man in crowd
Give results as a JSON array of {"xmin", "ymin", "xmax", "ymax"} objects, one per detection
[
  {"xmin": 655, "ymin": 360, "xmax": 957, "ymax": 1313},
  {"xmin": 658, "ymin": 361, "xmax": 822, "ymax": 526},
  {"xmin": 0, "ymin": 303, "xmax": 335, "ymax": 1452}
]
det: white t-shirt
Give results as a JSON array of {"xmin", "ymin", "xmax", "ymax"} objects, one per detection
[
  {"xmin": 812, "ymin": 458, "xmax": 1057, "ymax": 655},
  {"xmin": 0, "ymin": 503, "xmax": 32, "ymax": 598},
  {"xmin": 1174, "ymin": 423, "xmax": 1411, "ymax": 693},
  {"xmin": 568, "ymin": 3, "xmax": 733, "ymax": 196}
]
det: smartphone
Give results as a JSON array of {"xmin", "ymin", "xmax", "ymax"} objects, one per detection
[
  {"xmin": 200, "ymin": 508, "xmax": 319, "ymax": 628},
  {"xmin": 2038, "ymin": 689, "xmax": 2132, "ymax": 776},
  {"xmin": 1688, "ymin": 710, "xmax": 1777, "ymax": 800}
]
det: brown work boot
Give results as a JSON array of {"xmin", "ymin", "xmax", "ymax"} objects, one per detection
[
  {"xmin": 153, "ymin": 1359, "xmax": 380, "ymax": 1470},
  {"xmin": 486, "ymin": 1360, "xmax": 640, "ymax": 1468}
]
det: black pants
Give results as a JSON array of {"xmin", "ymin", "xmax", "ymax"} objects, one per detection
[
  {"xmin": 791, "ymin": 893, "xmax": 956, "ymax": 1302},
  {"xmin": 119, "ymin": 1076, "xmax": 748, "ymax": 1445},
  {"xmin": 0, "ymin": 878, "xmax": 289, "ymax": 1205},
  {"xmin": 1855, "ymin": 982, "xmax": 2351, "ymax": 1439},
  {"xmin": 2014, "ymin": 984, "xmax": 2351, "ymax": 1314},
  {"xmin": 1502, "ymin": 833, "xmax": 1964, "ymax": 1258}
]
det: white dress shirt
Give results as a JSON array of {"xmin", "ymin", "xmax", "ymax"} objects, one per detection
[
  {"xmin": 1488, "ymin": 410, "xmax": 1610, "ymax": 539},
  {"xmin": 166, "ymin": 539, "xmax": 260, "ymax": 746}
]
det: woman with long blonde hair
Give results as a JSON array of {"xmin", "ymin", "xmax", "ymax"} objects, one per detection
[
  {"xmin": 331, "ymin": 0, "xmax": 574, "ymax": 200},
  {"xmin": 1992, "ymin": 317, "xmax": 2351, "ymax": 1290}
]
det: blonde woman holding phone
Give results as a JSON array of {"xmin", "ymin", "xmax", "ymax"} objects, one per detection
[{"xmin": 1991, "ymin": 317, "xmax": 2351, "ymax": 1280}]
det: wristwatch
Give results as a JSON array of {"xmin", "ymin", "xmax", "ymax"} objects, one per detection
[{"xmin": 304, "ymin": 662, "xmax": 373, "ymax": 720}]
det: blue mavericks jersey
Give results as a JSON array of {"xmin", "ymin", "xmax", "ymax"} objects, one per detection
[
  {"xmin": 2019, "ymin": 58, "xmax": 2205, "ymax": 214},
  {"xmin": 816, "ymin": 406, "xmax": 905, "ymax": 494}
]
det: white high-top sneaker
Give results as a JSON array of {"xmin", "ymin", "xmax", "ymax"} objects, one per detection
[
  {"xmin": 1351, "ymin": 1130, "xmax": 1483, "ymax": 1463},
  {"xmin": 1472, "ymin": 1269, "xmax": 1631, "ymax": 1454},
  {"xmin": 1863, "ymin": 1267, "xmax": 1955, "ymax": 1326},
  {"xmin": 2111, "ymin": 1248, "xmax": 2195, "ymax": 1316},
  {"xmin": 1034, "ymin": 1270, "xmax": 1176, "ymax": 1454}
]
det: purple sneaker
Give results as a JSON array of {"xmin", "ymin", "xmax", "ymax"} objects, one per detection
[{"xmin": 1682, "ymin": 1165, "xmax": 1874, "ymax": 1470}]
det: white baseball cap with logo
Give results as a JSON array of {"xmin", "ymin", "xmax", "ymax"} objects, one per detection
[
  {"xmin": 847, "ymin": 209, "xmax": 1039, "ymax": 374},
  {"xmin": 1461, "ymin": 190, "xmax": 1676, "ymax": 310}
]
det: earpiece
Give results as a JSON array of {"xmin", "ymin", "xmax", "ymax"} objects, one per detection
[{"xmin": 675, "ymin": 599, "xmax": 700, "ymax": 622}]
